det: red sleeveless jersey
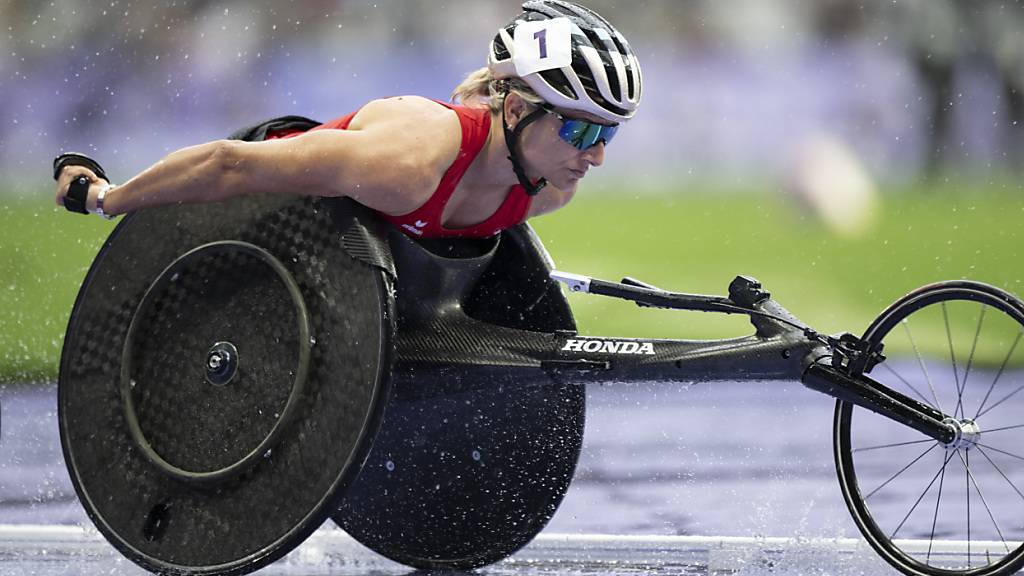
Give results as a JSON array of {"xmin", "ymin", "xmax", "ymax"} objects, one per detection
[{"xmin": 271, "ymin": 101, "xmax": 532, "ymax": 239}]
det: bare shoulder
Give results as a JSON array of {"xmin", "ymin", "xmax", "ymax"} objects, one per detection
[
  {"xmin": 347, "ymin": 96, "xmax": 461, "ymax": 168},
  {"xmin": 349, "ymin": 96, "xmax": 457, "ymax": 129}
]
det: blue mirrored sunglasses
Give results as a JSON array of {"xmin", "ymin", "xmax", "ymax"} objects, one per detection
[{"xmin": 542, "ymin": 106, "xmax": 619, "ymax": 151}]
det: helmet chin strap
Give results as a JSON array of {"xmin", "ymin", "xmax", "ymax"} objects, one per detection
[{"xmin": 502, "ymin": 105, "xmax": 548, "ymax": 196}]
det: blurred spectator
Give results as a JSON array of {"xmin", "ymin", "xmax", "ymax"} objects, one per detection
[
  {"xmin": 882, "ymin": 0, "xmax": 1024, "ymax": 177},
  {"xmin": 0, "ymin": 0, "xmax": 1019, "ymax": 188}
]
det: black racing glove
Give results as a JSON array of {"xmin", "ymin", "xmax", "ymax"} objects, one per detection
[{"xmin": 53, "ymin": 153, "xmax": 110, "ymax": 215}]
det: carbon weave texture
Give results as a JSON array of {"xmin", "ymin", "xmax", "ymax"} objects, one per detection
[
  {"xmin": 127, "ymin": 248, "xmax": 299, "ymax": 472},
  {"xmin": 59, "ymin": 196, "xmax": 392, "ymax": 574},
  {"xmin": 396, "ymin": 318, "xmax": 551, "ymax": 366},
  {"xmin": 339, "ymin": 219, "xmax": 396, "ymax": 279},
  {"xmin": 334, "ymin": 223, "xmax": 587, "ymax": 570}
]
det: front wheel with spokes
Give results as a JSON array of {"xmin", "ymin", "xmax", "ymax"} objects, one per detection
[{"xmin": 835, "ymin": 281, "xmax": 1024, "ymax": 576}]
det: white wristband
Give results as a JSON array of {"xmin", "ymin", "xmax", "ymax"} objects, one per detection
[{"xmin": 94, "ymin": 183, "xmax": 117, "ymax": 220}]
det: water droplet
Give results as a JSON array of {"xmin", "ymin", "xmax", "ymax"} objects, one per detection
[
  {"xmin": 471, "ymin": 450, "xmax": 481, "ymax": 461},
  {"xmin": 385, "ymin": 460, "xmax": 395, "ymax": 472}
]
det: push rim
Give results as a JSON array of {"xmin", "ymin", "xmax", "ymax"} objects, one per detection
[
  {"xmin": 835, "ymin": 281, "xmax": 1024, "ymax": 576},
  {"xmin": 120, "ymin": 241, "xmax": 312, "ymax": 484}
]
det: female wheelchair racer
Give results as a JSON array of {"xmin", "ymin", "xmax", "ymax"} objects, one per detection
[
  {"xmin": 51, "ymin": 3, "xmax": 1024, "ymax": 576},
  {"xmin": 54, "ymin": 0, "xmax": 638, "ymax": 242}
]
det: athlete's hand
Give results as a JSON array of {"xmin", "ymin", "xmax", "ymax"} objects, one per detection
[{"xmin": 55, "ymin": 165, "xmax": 107, "ymax": 213}]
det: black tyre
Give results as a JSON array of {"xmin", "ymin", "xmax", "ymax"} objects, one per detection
[
  {"xmin": 836, "ymin": 281, "xmax": 1024, "ymax": 576},
  {"xmin": 333, "ymin": 224, "xmax": 585, "ymax": 570}
]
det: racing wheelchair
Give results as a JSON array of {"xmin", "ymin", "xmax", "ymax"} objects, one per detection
[{"xmin": 57, "ymin": 190, "xmax": 1024, "ymax": 576}]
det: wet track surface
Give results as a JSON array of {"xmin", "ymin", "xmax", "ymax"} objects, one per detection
[
  {"xmin": 0, "ymin": 526, "xmax": 903, "ymax": 575},
  {"xmin": 2, "ymin": 359, "xmax": 1023, "ymax": 574},
  {"xmin": 1, "ymin": 379, "xmax": 849, "ymax": 536}
]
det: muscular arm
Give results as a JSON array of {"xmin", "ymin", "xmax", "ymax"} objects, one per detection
[
  {"xmin": 102, "ymin": 140, "xmax": 236, "ymax": 214},
  {"xmin": 102, "ymin": 97, "xmax": 461, "ymax": 216}
]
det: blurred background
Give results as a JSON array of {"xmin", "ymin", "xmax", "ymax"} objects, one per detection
[{"xmin": 1, "ymin": 0, "xmax": 1022, "ymax": 383}]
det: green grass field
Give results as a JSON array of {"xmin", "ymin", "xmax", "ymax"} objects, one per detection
[
  {"xmin": 2, "ymin": 180, "xmax": 1021, "ymax": 384},
  {"xmin": 530, "ymin": 180, "xmax": 1023, "ymax": 367}
]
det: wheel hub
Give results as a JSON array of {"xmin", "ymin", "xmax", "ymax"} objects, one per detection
[
  {"xmin": 206, "ymin": 341, "xmax": 239, "ymax": 387},
  {"xmin": 942, "ymin": 417, "xmax": 981, "ymax": 451}
]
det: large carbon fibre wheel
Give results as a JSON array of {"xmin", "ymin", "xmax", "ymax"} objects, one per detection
[
  {"xmin": 332, "ymin": 224, "xmax": 586, "ymax": 570},
  {"xmin": 59, "ymin": 196, "xmax": 394, "ymax": 575},
  {"xmin": 835, "ymin": 281, "xmax": 1024, "ymax": 576}
]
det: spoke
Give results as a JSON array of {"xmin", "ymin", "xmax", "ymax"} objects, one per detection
[
  {"xmin": 976, "ymin": 443, "xmax": 1024, "ymax": 463},
  {"xmin": 926, "ymin": 452, "xmax": 949, "ymax": 564},
  {"xmin": 890, "ymin": 450, "xmax": 955, "ymax": 540},
  {"xmin": 979, "ymin": 383, "xmax": 1024, "ymax": 421},
  {"xmin": 865, "ymin": 443, "xmax": 939, "ymax": 501},
  {"xmin": 978, "ymin": 384, "xmax": 1024, "ymax": 421},
  {"xmin": 904, "ymin": 319, "xmax": 944, "ymax": 415},
  {"xmin": 977, "ymin": 446, "xmax": 1024, "ymax": 505},
  {"xmin": 957, "ymin": 449, "xmax": 1011, "ymax": 554},
  {"xmin": 882, "ymin": 362, "xmax": 936, "ymax": 411},
  {"xmin": 943, "ymin": 303, "xmax": 965, "ymax": 420},
  {"xmin": 853, "ymin": 438, "xmax": 937, "ymax": 453},
  {"xmin": 962, "ymin": 305, "xmax": 986, "ymax": 419},
  {"xmin": 976, "ymin": 330, "xmax": 1024, "ymax": 419},
  {"xmin": 966, "ymin": 450, "xmax": 971, "ymax": 565},
  {"xmin": 980, "ymin": 423, "xmax": 1024, "ymax": 434}
]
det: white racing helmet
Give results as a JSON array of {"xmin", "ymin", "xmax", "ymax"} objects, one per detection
[{"xmin": 488, "ymin": 0, "xmax": 642, "ymax": 123}]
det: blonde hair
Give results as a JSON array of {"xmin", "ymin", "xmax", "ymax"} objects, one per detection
[{"xmin": 450, "ymin": 66, "xmax": 545, "ymax": 114}]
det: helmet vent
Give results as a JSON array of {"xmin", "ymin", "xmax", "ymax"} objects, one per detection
[
  {"xmin": 545, "ymin": 3, "xmax": 579, "ymax": 18},
  {"xmin": 539, "ymin": 69, "xmax": 579, "ymax": 100},
  {"xmin": 608, "ymin": 36, "xmax": 636, "ymax": 101},
  {"xmin": 626, "ymin": 65, "xmax": 636, "ymax": 101},
  {"xmin": 493, "ymin": 33, "xmax": 511, "ymax": 61},
  {"xmin": 580, "ymin": 29, "xmax": 622, "ymax": 100}
]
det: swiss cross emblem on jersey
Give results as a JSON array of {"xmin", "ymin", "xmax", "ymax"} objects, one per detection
[{"xmin": 512, "ymin": 17, "xmax": 573, "ymax": 77}]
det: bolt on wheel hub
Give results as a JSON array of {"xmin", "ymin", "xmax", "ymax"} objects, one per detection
[{"xmin": 206, "ymin": 341, "xmax": 239, "ymax": 386}]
